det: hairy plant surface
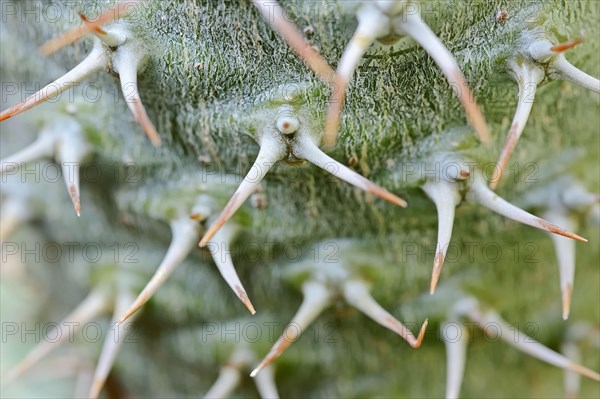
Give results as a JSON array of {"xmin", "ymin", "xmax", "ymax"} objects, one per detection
[{"xmin": 0, "ymin": 1, "xmax": 599, "ymax": 398}]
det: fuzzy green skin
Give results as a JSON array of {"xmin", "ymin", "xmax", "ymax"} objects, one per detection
[{"xmin": 1, "ymin": 0, "xmax": 599, "ymax": 398}]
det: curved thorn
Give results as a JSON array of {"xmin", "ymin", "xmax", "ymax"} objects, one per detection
[
  {"xmin": 395, "ymin": 13, "xmax": 491, "ymax": 145},
  {"xmin": 468, "ymin": 175, "xmax": 587, "ymax": 242},
  {"xmin": 254, "ymin": 365, "xmax": 280, "ymax": 399},
  {"xmin": 39, "ymin": 0, "xmax": 141, "ymax": 56},
  {"xmin": 441, "ymin": 321, "xmax": 468, "ymax": 399},
  {"xmin": 490, "ymin": 63, "xmax": 544, "ymax": 189},
  {"xmin": 2, "ymin": 290, "xmax": 109, "ymax": 384},
  {"xmin": 552, "ymin": 56, "xmax": 600, "ymax": 94},
  {"xmin": 294, "ymin": 134, "xmax": 407, "ymax": 207},
  {"xmin": 343, "ymin": 279, "xmax": 427, "ymax": 348},
  {"xmin": 0, "ymin": 135, "xmax": 55, "ymax": 174},
  {"xmin": 542, "ymin": 210, "xmax": 576, "ymax": 320},
  {"xmin": 207, "ymin": 224, "xmax": 256, "ymax": 314},
  {"xmin": 1, "ymin": 42, "xmax": 107, "ymax": 122},
  {"xmin": 250, "ymin": 280, "xmax": 331, "ymax": 377},
  {"xmin": 88, "ymin": 289, "xmax": 136, "ymax": 399},
  {"xmin": 323, "ymin": 5, "xmax": 383, "ymax": 148},
  {"xmin": 117, "ymin": 218, "xmax": 200, "ymax": 324},
  {"xmin": 204, "ymin": 365, "xmax": 241, "ymax": 399},
  {"xmin": 468, "ymin": 308, "xmax": 600, "ymax": 381},
  {"xmin": 112, "ymin": 47, "xmax": 161, "ymax": 146},
  {"xmin": 422, "ymin": 180, "xmax": 460, "ymax": 294},
  {"xmin": 250, "ymin": 0, "xmax": 334, "ymax": 82},
  {"xmin": 200, "ymin": 135, "xmax": 284, "ymax": 247}
]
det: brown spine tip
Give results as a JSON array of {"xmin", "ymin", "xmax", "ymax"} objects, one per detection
[
  {"xmin": 78, "ymin": 11, "xmax": 108, "ymax": 35},
  {"xmin": 550, "ymin": 38, "xmax": 583, "ymax": 53},
  {"xmin": 116, "ymin": 293, "xmax": 148, "ymax": 325},
  {"xmin": 250, "ymin": 337, "xmax": 292, "ymax": 378},
  {"xmin": 2, "ymin": 45, "xmax": 107, "ymax": 123},
  {"xmin": 430, "ymin": 252, "xmax": 444, "ymax": 295},
  {"xmin": 538, "ymin": 220, "xmax": 587, "ymax": 242},
  {"xmin": 570, "ymin": 362, "xmax": 600, "ymax": 382},
  {"xmin": 1, "ymin": 101, "xmax": 38, "ymax": 122},
  {"xmin": 562, "ymin": 283, "xmax": 573, "ymax": 320},
  {"xmin": 236, "ymin": 285, "xmax": 256, "ymax": 315},
  {"xmin": 68, "ymin": 185, "xmax": 81, "ymax": 217},
  {"xmin": 366, "ymin": 182, "xmax": 408, "ymax": 208},
  {"xmin": 411, "ymin": 319, "xmax": 429, "ymax": 349},
  {"xmin": 0, "ymin": 108, "xmax": 15, "ymax": 122}
]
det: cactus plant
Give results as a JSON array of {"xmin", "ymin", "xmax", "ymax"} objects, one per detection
[{"xmin": 1, "ymin": 0, "xmax": 599, "ymax": 397}]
